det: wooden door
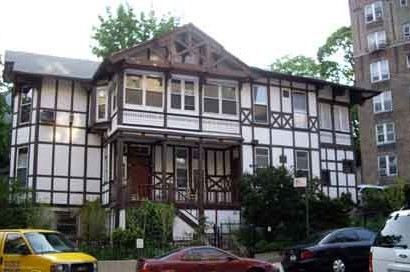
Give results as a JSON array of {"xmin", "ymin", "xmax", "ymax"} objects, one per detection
[{"xmin": 128, "ymin": 157, "xmax": 151, "ymax": 201}]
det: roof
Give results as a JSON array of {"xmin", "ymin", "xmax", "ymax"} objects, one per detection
[{"xmin": 4, "ymin": 50, "xmax": 100, "ymax": 81}]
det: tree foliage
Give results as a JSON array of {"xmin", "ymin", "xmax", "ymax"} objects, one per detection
[
  {"xmin": 0, "ymin": 55, "xmax": 11, "ymax": 168},
  {"xmin": 80, "ymin": 199, "xmax": 106, "ymax": 241},
  {"xmin": 271, "ymin": 55, "xmax": 321, "ymax": 78},
  {"xmin": 91, "ymin": 4, "xmax": 180, "ymax": 58}
]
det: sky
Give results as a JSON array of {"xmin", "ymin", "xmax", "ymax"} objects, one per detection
[{"xmin": 0, "ymin": 0, "xmax": 351, "ymax": 69}]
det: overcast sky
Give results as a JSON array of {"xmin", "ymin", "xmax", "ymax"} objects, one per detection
[{"xmin": 0, "ymin": 0, "xmax": 351, "ymax": 69}]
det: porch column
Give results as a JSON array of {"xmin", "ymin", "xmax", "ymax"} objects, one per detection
[
  {"xmin": 162, "ymin": 141, "xmax": 168, "ymax": 202},
  {"xmin": 198, "ymin": 141, "xmax": 205, "ymax": 237},
  {"xmin": 115, "ymin": 139, "xmax": 124, "ymax": 228}
]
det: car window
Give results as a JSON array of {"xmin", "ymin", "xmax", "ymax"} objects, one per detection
[
  {"xmin": 355, "ymin": 229, "xmax": 375, "ymax": 241},
  {"xmin": 4, "ymin": 233, "xmax": 30, "ymax": 254},
  {"xmin": 341, "ymin": 230, "xmax": 360, "ymax": 242},
  {"xmin": 374, "ymin": 214, "xmax": 410, "ymax": 249},
  {"xmin": 183, "ymin": 248, "xmax": 231, "ymax": 261},
  {"xmin": 325, "ymin": 232, "xmax": 345, "ymax": 244}
]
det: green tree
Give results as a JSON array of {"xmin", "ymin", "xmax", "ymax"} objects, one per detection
[
  {"xmin": 80, "ymin": 199, "xmax": 106, "ymax": 241},
  {"xmin": 0, "ymin": 55, "xmax": 11, "ymax": 168},
  {"xmin": 91, "ymin": 3, "xmax": 180, "ymax": 58},
  {"xmin": 270, "ymin": 55, "xmax": 321, "ymax": 78}
]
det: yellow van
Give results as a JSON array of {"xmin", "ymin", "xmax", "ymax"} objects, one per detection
[{"xmin": 0, "ymin": 229, "xmax": 97, "ymax": 272}]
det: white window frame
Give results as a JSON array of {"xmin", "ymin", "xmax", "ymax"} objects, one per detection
[
  {"xmin": 16, "ymin": 146, "xmax": 29, "ymax": 186},
  {"xmin": 168, "ymin": 75, "xmax": 199, "ymax": 114},
  {"xmin": 319, "ymin": 103, "xmax": 332, "ymax": 130},
  {"xmin": 376, "ymin": 122, "xmax": 395, "ymax": 145},
  {"xmin": 19, "ymin": 87, "xmax": 33, "ymax": 125},
  {"xmin": 203, "ymin": 80, "xmax": 238, "ymax": 118},
  {"xmin": 378, "ymin": 155, "xmax": 397, "ymax": 176},
  {"xmin": 253, "ymin": 85, "xmax": 268, "ymax": 124},
  {"xmin": 124, "ymin": 71, "xmax": 165, "ymax": 111},
  {"xmin": 96, "ymin": 86, "xmax": 108, "ymax": 122},
  {"xmin": 370, "ymin": 60, "xmax": 390, "ymax": 83},
  {"xmin": 255, "ymin": 147, "xmax": 270, "ymax": 169},
  {"xmin": 373, "ymin": 91, "xmax": 393, "ymax": 113},
  {"xmin": 403, "ymin": 23, "xmax": 410, "ymax": 40},
  {"xmin": 176, "ymin": 147, "xmax": 189, "ymax": 189},
  {"xmin": 295, "ymin": 150, "xmax": 310, "ymax": 178},
  {"xmin": 365, "ymin": 1, "xmax": 383, "ymax": 24},
  {"xmin": 401, "ymin": 0, "xmax": 408, "ymax": 7},
  {"xmin": 367, "ymin": 31, "xmax": 387, "ymax": 51},
  {"xmin": 334, "ymin": 106, "xmax": 350, "ymax": 132},
  {"xmin": 111, "ymin": 79, "xmax": 118, "ymax": 115},
  {"xmin": 293, "ymin": 91, "xmax": 308, "ymax": 129}
]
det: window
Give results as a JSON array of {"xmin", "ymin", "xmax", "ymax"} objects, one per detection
[
  {"xmin": 373, "ymin": 91, "xmax": 392, "ymax": 113},
  {"xmin": 342, "ymin": 160, "xmax": 355, "ymax": 174},
  {"xmin": 296, "ymin": 150, "xmax": 309, "ymax": 178},
  {"xmin": 334, "ymin": 106, "xmax": 350, "ymax": 132},
  {"xmin": 370, "ymin": 60, "xmax": 390, "ymax": 82},
  {"xmin": 183, "ymin": 248, "xmax": 233, "ymax": 261},
  {"xmin": 255, "ymin": 147, "xmax": 269, "ymax": 169},
  {"xmin": 341, "ymin": 230, "xmax": 360, "ymax": 242},
  {"xmin": 407, "ymin": 54, "xmax": 410, "ymax": 68},
  {"xmin": 355, "ymin": 229, "xmax": 375, "ymax": 242},
  {"xmin": 403, "ymin": 23, "xmax": 410, "ymax": 40},
  {"xmin": 111, "ymin": 81, "xmax": 117, "ymax": 113},
  {"xmin": 253, "ymin": 85, "xmax": 268, "ymax": 123},
  {"xmin": 4, "ymin": 233, "xmax": 30, "ymax": 254},
  {"xmin": 19, "ymin": 87, "xmax": 33, "ymax": 124},
  {"xmin": 176, "ymin": 148, "xmax": 188, "ymax": 189},
  {"xmin": 367, "ymin": 31, "xmax": 386, "ymax": 51},
  {"xmin": 16, "ymin": 147, "xmax": 28, "ymax": 186},
  {"xmin": 401, "ymin": 0, "xmax": 408, "ymax": 7},
  {"xmin": 293, "ymin": 92, "xmax": 307, "ymax": 128},
  {"xmin": 374, "ymin": 214, "xmax": 410, "ymax": 249},
  {"xmin": 321, "ymin": 170, "xmax": 330, "ymax": 186},
  {"xmin": 365, "ymin": 1, "xmax": 383, "ymax": 24},
  {"xmin": 319, "ymin": 103, "xmax": 332, "ymax": 130},
  {"xmin": 378, "ymin": 155, "xmax": 397, "ymax": 176},
  {"xmin": 125, "ymin": 74, "xmax": 163, "ymax": 108},
  {"xmin": 96, "ymin": 86, "xmax": 107, "ymax": 121},
  {"xmin": 170, "ymin": 78, "xmax": 195, "ymax": 111},
  {"xmin": 376, "ymin": 122, "xmax": 395, "ymax": 145},
  {"xmin": 203, "ymin": 82, "xmax": 237, "ymax": 115}
]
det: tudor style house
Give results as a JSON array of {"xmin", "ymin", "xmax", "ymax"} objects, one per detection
[{"xmin": 3, "ymin": 24, "xmax": 378, "ymax": 238}]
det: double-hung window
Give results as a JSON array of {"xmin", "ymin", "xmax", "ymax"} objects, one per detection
[
  {"xmin": 293, "ymin": 92, "xmax": 307, "ymax": 128},
  {"xmin": 365, "ymin": 1, "xmax": 383, "ymax": 24},
  {"xmin": 373, "ymin": 91, "xmax": 392, "ymax": 113},
  {"xmin": 111, "ymin": 80, "xmax": 117, "ymax": 114},
  {"xmin": 176, "ymin": 148, "xmax": 188, "ymax": 189},
  {"xmin": 376, "ymin": 122, "xmax": 395, "ymax": 145},
  {"xmin": 255, "ymin": 147, "xmax": 269, "ymax": 169},
  {"xmin": 19, "ymin": 87, "xmax": 33, "ymax": 124},
  {"xmin": 125, "ymin": 74, "xmax": 163, "ymax": 108},
  {"xmin": 295, "ymin": 150, "xmax": 309, "ymax": 178},
  {"xmin": 319, "ymin": 103, "xmax": 332, "ymax": 130},
  {"xmin": 334, "ymin": 106, "xmax": 350, "ymax": 132},
  {"xmin": 370, "ymin": 60, "xmax": 390, "ymax": 82},
  {"xmin": 367, "ymin": 31, "xmax": 386, "ymax": 51},
  {"xmin": 378, "ymin": 155, "xmax": 397, "ymax": 176},
  {"xmin": 203, "ymin": 82, "xmax": 237, "ymax": 115},
  {"xmin": 253, "ymin": 85, "xmax": 268, "ymax": 123},
  {"xmin": 96, "ymin": 86, "xmax": 107, "ymax": 121},
  {"xmin": 170, "ymin": 78, "xmax": 196, "ymax": 111},
  {"xmin": 403, "ymin": 23, "xmax": 410, "ymax": 40},
  {"xmin": 16, "ymin": 147, "xmax": 28, "ymax": 186}
]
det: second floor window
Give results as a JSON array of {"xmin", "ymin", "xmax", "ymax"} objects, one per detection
[
  {"xmin": 97, "ymin": 86, "xmax": 107, "ymax": 121},
  {"xmin": 378, "ymin": 155, "xmax": 397, "ymax": 176},
  {"xmin": 204, "ymin": 83, "xmax": 237, "ymax": 115},
  {"xmin": 373, "ymin": 91, "xmax": 392, "ymax": 113},
  {"xmin": 19, "ymin": 87, "xmax": 33, "ymax": 124},
  {"xmin": 403, "ymin": 23, "xmax": 410, "ymax": 40},
  {"xmin": 376, "ymin": 122, "xmax": 395, "ymax": 145},
  {"xmin": 125, "ymin": 74, "xmax": 163, "ymax": 108},
  {"xmin": 170, "ymin": 78, "xmax": 196, "ymax": 111},
  {"xmin": 295, "ymin": 150, "xmax": 309, "ymax": 178},
  {"xmin": 319, "ymin": 103, "xmax": 332, "ymax": 130},
  {"xmin": 334, "ymin": 106, "xmax": 350, "ymax": 132},
  {"xmin": 365, "ymin": 1, "xmax": 383, "ymax": 24},
  {"xmin": 255, "ymin": 147, "xmax": 269, "ymax": 169},
  {"xmin": 367, "ymin": 31, "xmax": 386, "ymax": 50},
  {"xmin": 293, "ymin": 92, "xmax": 307, "ymax": 128},
  {"xmin": 370, "ymin": 60, "xmax": 390, "ymax": 83},
  {"xmin": 253, "ymin": 85, "xmax": 268, "ymax": 123}
]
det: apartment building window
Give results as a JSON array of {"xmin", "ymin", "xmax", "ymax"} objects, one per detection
[
  {"xmin": 370, "ymin": 60, "xmax": 390, "ymax": 82},
  {"xmin": 253, "ymin": 85, "xmax": 268, "ymax": 123},
  {"xmin": 319, "ymin": 103, "xmax": 332, "ymax": 130},
  {"xmin": 367, "ymin": 31, "xmax": 386, "ymax": 51},
  {"xmin": 170, "ymin": 78, "xmax": 196, "ymax": 111},
  {"xmin": 204, "ymin": 82, "xmax": 237, "ymax": 115},
  {"xmin": 403, "ymin": 23, "xmax": 410, "ymax": 40},
  {"xmin": 376, "ymin": 122, "xmax": 395, "ymax": 145},
  {"xmin": 19, "ymin": 87, "xmax": 33, "ymax": 124},
  {"xmin": 378, "ymin": 155, "xmax": 397, "ymax": 176},
  {"xmin": 176, "ymin": 148, "xmax": 188, "ymax": 189},
  {"xmin": 96, "ymin": 86, "xmax": 107, "ymax": 121},
  {"xmin": 334, "ymin": 106, "xmax": 350, "ymax": 132},
  {"xmin": 255, "ymin": 147, "xmax": 269, "ymax": 169},
  {"xmin": 293, "ymin": 92, "xmax": 308, "ymax": 128},
  {"xmin": 295, "ymin": 150, "xmax": 309, "ymax": 178},
  {"xmin": 373, "ymin": 91, "xmax": 392, "ymax": 113},
  {"xmin": 365, "ymin": 1, "xmax": 383, "ymax": 24},
  {"xmin": 125, "ymin": 74, "xmax": 163, "ymax": 108},
  {"xmin": 401, "ymin": 0, "xmax": 408, "ymax": 7},
  {"xmin": 16, "ymin": 147, "xmax": 28, "ymax": 186}
]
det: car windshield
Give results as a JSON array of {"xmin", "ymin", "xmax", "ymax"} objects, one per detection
[
  {"xmin": 374, "ymin": 214, "xmax": 410, "ymax": 249},
  {"xmin": 24, "ymin": 232, "xmax": 77, "ymax": 254}
]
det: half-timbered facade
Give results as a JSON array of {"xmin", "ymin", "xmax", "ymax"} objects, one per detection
[{"xmin": 3, "ymin": 24, "xmax": 378, "ymax": 238}]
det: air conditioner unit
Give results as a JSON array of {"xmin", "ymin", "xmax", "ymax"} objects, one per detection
[{"xmin": 40, "ymin": 110, "xmax": 55, "ymax": 124}]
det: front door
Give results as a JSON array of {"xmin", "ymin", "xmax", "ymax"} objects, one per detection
[{"xmin": 128, "ymin": 156, "xmax": 151, "ymax": 201}]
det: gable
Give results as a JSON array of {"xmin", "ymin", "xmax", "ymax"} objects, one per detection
[{"xmin": 109, "ymin": 24, "xmax": 251, "ymax": 78}]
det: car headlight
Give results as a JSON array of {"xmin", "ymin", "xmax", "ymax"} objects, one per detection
[
  {"xmin": 93, "ymin": 262, "xmax": 98, "ymax": 272},
  {"xmin": 50, "ymin": 264, "xmax": 69, "ymax": 272}
]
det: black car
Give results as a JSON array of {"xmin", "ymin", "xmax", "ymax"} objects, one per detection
[{"xmin": 281, "ymin": 227, "xmax": 375, "ymax": 272}]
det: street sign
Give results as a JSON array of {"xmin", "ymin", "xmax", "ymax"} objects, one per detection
[
  {"xmin": 294, "ymin": 177, "xmax": 307, "ymax": 188},
  {"xmin": 136, "ymin": 238, "xmax": 144, "ymax": 249}
]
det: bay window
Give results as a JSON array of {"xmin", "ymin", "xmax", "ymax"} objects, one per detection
[
  {"xmin": 370, "ymin": 60, "xmax": 390, "ymax": 83},
  {"xmin": 373, "ymin": 91, "xmax": 392, "ymax": 113},
  {"xmin": 170, "ymin": 78, "xmax": 196, "ymax": 111},
  {"xmin": 203, "ymin": 82, "xmax": 237, "ymax": 115},
  {"xmin": 365, "ymin": 1, "xmax": 383, "ymax": 24},
  {"xmin": 334, "ymin": 106, "xmax": 350, "ymax": 132},
  {"xmin": 293, "ymin": 92, "xmax": 307, "ymax": 128},
  {"xmin": 253, "ymin": 85, "xmax": 268, "ymax": 123},
  {"xmin": 125, "ymin": 74, "xmax": 163, "ymax": 108},
  {"xmin": 96, "ymin": 86, "xmax": 107, "ymax": 121},
  {"xmin": 145, "ymin": 76, "xmax": 163, "ymax": 107},
  {"xmin": 378, "ymin": 155, "xmax": 397, "ymax": 176},
  {"xmin": 376, "ymin": 122, "xmax": 395, "ymax": 145},
  {"xmin": 319, "ymin": 103, "xmax": 332, "ymax": 130},
  {"xmin": 16, "ymin": 147, "xmax": 28, "ymax": 186},
  {"xmin": 222, "ymin": 86, "xmax": 237, "ymax": 115},
  {"xmin": 19, "ymin": 87, "xmax": 33, "ymax": 124}
]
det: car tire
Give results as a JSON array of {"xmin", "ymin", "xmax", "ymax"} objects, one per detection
[{"xmin": 331, "ymin": 258, "xmax": 346, "ymax": 272}]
